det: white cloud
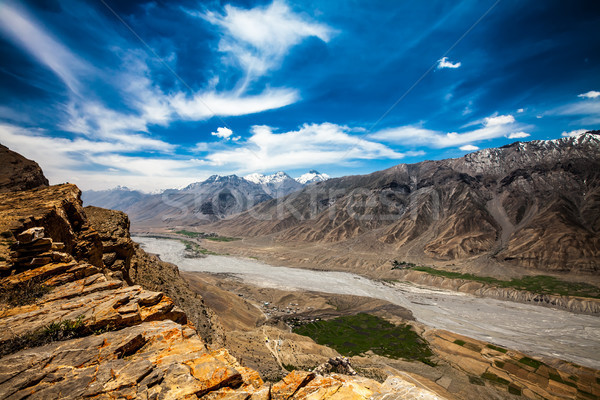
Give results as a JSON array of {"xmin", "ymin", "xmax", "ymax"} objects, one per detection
[
  {"xmin": 459, "ymin": 145, "xmax": 479, "ymax": 151},
  {"xmin": 201, "ymin": 1, "xmax": 334, "ymax": 81},
  {"xmin": 578, "ymin": 91, "xmax": 600, "ymax": 99},
  {"xmin": 485, "ymin": 114, "xmax": 515, "ymax": 126},
  {"xmin": 507, "ymin": 131, "xmax": 530, "ymax": 139},
  {"xmin": 370, "ymin": 114, "xmax": 522, "ymax": 148},
  {"xmin": 204, "ymin": 123, "xmax": 404, "ymax": 172},
  {"xmin": 561, "ymin": 129, "xmax": 589, "ymax": 137},
  {"xmin": 212, "ymin": 127, "xmax": 233, "ymax": 139},
  {"xmin": 517, "ymin": 108, "xmax": 525, "ymax": 113},
  {"xmin": 0, "ymin": 123, "xmax": 206, "ymax": 191},
  {"xmin": 437, "ymin": 57, "xmax": 461, "ymax": 69}
]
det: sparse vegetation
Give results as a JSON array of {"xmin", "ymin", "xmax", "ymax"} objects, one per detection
[
  {"xmin": 394, "ymin": 262, "xmax": 600, "ymax": 299},
  {"xmin": 0, "ymin": 316, "xmax": 86, "ymax": 357},
  {"xmin": 469, "ymin": 376, "xmax": 485, "ymax": 386},
  {"xmin": 508, "ymin": 384, "xmax": 522, "ymax": 396},
  {"xmin": 453, "ymin": 339, "xmax": 466, "ymax": 346},
  {"xmin": 282, "ymin": 364, "xmax": 296, "ymax": 371},
  {"xmin": 518, "ymin": 356, "xmax": 542, "ymax": 369},
  {"xmin": 175, "ymin": 230, "xmax": 239, "ymax": 242},
  {"xmin": 205, "ymin": 236, "xmax": 240, "ymax": 242},
  {"xmin": 481, "ymin": 372, "xmax": 510, "ymax": 386},
  {"xmin": 391, "ymin": 260, "xmax": 417, "ymax": 269},
  {"xmin": 293, "ymin": 313, "xmax": 434, "ymax": 365},
  {"xmin": 486, "ymin": 344, "xmax": 508, "ymax": 353},
  {"xmin": 180, "ymin": 240, "xmax": 218, "ymax": 257},
  {"xmin": 0, "ymin": 278, "xmax": 52, "ymax": 306}
]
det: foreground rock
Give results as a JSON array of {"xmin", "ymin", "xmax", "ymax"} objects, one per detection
[{"xmin": 84, "ymin": 205, "xmax": 224, "ymax": 344}]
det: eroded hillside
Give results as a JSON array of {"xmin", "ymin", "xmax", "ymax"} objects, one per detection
[{"xmin": 212, "ymin": 132, "xmax": 600, "ymax": 274}]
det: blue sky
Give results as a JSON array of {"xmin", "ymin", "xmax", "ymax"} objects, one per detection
[{"xmin": 0, "ymin": 0, "xmax": 599, "ymax": 191}]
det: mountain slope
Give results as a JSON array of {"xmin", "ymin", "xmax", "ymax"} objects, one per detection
[{"xmin": 213, "ymin": 132, "xmax": 600, "ymax": 273}]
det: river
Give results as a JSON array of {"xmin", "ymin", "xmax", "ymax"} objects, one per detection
[{"xmin": 134, "ymin": 236, "xmax": 600, "ymax": 369}]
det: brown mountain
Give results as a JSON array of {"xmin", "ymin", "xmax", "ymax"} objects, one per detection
[
  {"xmin": 0, "ymin": 144, "xmax": 48, "ymax": 193},
  {"xmin": 213, "ymin": 132, "xmax": 600, "ymax": 274}
]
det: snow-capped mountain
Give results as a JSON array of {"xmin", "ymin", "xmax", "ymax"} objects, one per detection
[
  {"xmin": 295, "ymin": 170, "xmax": 330, "ymax": 185},
  {"xmin": 83, "ymin": 169, "xmax": 329, "ymax": 224},
  {"xmin": 243, "ymin": 171, "xmax": 302, "ymax": 197},
  {"xmin": 244, "ymin": 171, "xmax": 290, "ymax": 184}
]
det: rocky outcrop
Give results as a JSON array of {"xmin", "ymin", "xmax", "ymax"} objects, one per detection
[
  {"xmin": 395, "ymin": 270, "xmax": 600, "ymax": 315},
  {"xmin": 0, "ymin": 144, "xmax": 48, "ymax": 193},
  {"xmin": 84, "ymin": 206, "xmax": 135, "ymax": 283},
  {"xmin": 214, "ymin": 132, "xmax": 600, "ymax": 274},
  {"xmin": 0, "ymin": 184, "xmax": 102, "ymax": 274},
  {"xmin": 84, "ymin": 205, "xmax": 224, "ymax": 346}
]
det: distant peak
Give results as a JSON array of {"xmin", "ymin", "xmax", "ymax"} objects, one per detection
[
  {"xmin": 244, "ymin": 171, "xmax": 293, "ymax": 184},
  {"xmin": 295, "ymin": 170, "xmax": 330, "ymax": 185}
]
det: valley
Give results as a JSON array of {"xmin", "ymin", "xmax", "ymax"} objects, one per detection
[{"xmin": 134, "ymin": 235, "xmax": 600, "ymax": 370}]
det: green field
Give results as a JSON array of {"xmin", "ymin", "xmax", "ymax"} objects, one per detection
[
  {"xmin": 401, "ymin": 264, "xmax": 600, "ymax": 299},
  {"xmin": 293, "ymin": 313, "xmax": 434, "ymax": 365}
]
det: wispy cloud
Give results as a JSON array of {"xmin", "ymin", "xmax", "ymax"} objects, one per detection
[
  {"xmin": 204, "ymin": 123, "xmax": 404, "ymax": 172},
  {"xmin": 199, "ymin": 0, "xmax": 334, "ymax": 83},
  {"xmin": 437, "ymin": 57, "xmax": 461, "ymax": 69},
  {"xmin": 168, "ymin": 88, "xmax": 299, "ymax": 120},
  {"xmin": 370, "ymin": 114, "xmax": 526, "ymax": 148},
  {"xmin": 0, "ymin": 2, "xmax": 91, "ymax": 93},
  {"xmin": 550, "ymin": 92, "xmax": 600, "ymax": 125},
  {"xmin": 459, "ymin": 144, "xmax": 479, "ymax": 151}
]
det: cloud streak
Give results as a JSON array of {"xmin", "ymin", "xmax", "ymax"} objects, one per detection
[{"xmin": 0, "ymin": 2, "xmax": 91, "ymax": 93}]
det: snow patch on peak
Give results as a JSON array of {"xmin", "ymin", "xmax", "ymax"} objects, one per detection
[
  {"xmin": 244, "ymin": 171, "xmax": 292, "ymax": 185},
  {"xmin": 295, "ymin": 170, "xmax": 330, "ymax": 184}
]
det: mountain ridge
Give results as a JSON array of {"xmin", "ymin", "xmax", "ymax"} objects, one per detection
[
  {"xmin": 83, "ymin": 169, "xmax": 330, "ymax": 224},
  {"xmin": 210, "ymin": 131, "xmax": 600, "ymax": 274}
]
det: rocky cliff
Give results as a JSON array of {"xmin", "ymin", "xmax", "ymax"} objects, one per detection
[
  {"xmin": 0, "ymin": 183, "xmax": 449, "ymax": 398},
  {"xmin": 0, "ymin": 144, "xmax": 48, "ymax": 193},
  {"xmin": 213, "ymin": 132, "xmax": 600, "ymax": 274}
]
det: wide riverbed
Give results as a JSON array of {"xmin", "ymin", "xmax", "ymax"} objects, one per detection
[{"xmin": 134, "ymin": 236, "xmax": 600, "ymax": 369}]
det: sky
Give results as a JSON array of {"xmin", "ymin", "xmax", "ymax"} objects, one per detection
[{"xmin": 0, "ymin": 0, "xmax": 599, "ymax": 192}]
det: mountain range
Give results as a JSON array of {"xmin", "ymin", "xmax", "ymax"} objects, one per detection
[
  {"xmin": 82, "ymin": 170, "xmax": 330, "ymax": 224},
  {"xmin": 210, "ymin": 132, "xmax": 600, "ymax": 274}
]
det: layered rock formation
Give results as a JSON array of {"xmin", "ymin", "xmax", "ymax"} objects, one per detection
[
  {"xmin": 0, "ymin": 144, "xmax": 48, "ymax": 193},
  {"xmin": 213, "ymin": 132, "xmax": 600, "ymax": 274}
]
